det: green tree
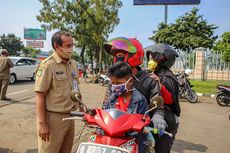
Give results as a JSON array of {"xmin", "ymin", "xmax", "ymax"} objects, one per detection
[
  {"xmin": 72, "ymin": 51, "xmax": 81, "ymax": 62},
  {"xmin": 213, "ymin": 32, "xmax": 230, "ymax": 61},
  {"xmin": 150, "ymin": 8, "xmax": 218, "ymax": 52},
  {"xmin": 37, "ymin": 0, "xmax": 122, "ymax": 70},
  {"xmin": 21, "ymin": 47, "xmax": 41, "ymax": 58},
  {"xmin": 0, "ymin": 33, "xmax": 24, "ymax": 55}
]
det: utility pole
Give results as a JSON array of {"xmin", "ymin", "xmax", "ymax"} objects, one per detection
[{"xmin": 164, "ymin": 5, "xmax": 168, "ymax": 25}]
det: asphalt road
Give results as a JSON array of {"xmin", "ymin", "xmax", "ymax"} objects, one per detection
[
  {"xmin": 0, "ymin": 81, "xmax": 230, "ymax": 153},
  {"xmin": 0, "ymin": 80, "xmax": 35, "ymax": 107}
]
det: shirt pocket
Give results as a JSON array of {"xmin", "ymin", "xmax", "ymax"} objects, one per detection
[
  {"xmin": 54, "ymin": 73, "xmax": 68, "ymax": 90},
  {"xmin": 55, "ymin": 73, "xmax": 67, "ymax": 80}
]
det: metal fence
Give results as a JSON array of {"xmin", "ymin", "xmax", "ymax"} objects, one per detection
[
  {"xmin": 172, "ymin": 50, "xmax": 196, "ymax": 72},
  {"xmin": 173, "ymin": 49, "xmax": 230, "ymax": 81},
  {"xmin": 205, "ymin": 51, "xmax": 230, "ymax": 71}
]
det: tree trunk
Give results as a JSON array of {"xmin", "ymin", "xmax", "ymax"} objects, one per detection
[
  {"xmin": 99, "ymin": 45, "xmax": 103, "ymax": 73},
  {"xmin": 80, "ymin": 45, "xmax": 85, "ymax": 65},
  {"xmin": 90, "ymin": 49, "xmax": 93, "ymax": 70}
]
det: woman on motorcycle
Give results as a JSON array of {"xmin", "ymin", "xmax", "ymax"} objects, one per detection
[{"xmin": 146, "ymin": 43, "xmax": 180, "ymax": 153}]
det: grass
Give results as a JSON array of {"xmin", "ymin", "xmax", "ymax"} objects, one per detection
[{"xmin": 190, "ymin": 80, "xmax": 230, "ymax": 94}]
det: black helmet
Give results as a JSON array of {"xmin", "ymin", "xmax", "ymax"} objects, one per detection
[{"xmin": 146, "ymin": 43, "xmax": 179, "ymax": 68}]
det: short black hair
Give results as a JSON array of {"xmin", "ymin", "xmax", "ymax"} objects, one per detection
[
  {"xmin": 51, "ymin": 31, "xmax": 72, "ymax": 49},
  {"xmin": 108, "ymin": 61, "xmax": 132, "ymax": 78}
]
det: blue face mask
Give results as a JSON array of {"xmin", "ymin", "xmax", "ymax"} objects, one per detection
[{"xmin": 111, "ymin": 78, "xmax": 132, "ymax": 96}]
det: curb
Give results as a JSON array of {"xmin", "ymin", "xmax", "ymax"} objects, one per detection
[{"xmin": 196, "ymin": 93, "xmax": 216, "ymax": 98}]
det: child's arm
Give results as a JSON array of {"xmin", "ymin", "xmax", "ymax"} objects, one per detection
[{"xmin": 137, "ymin": 97, "xmax": 149, "ymax": 114}]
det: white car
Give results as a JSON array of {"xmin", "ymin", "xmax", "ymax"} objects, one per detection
[{"xmin": 9, "ymin": 57, "xmax": 40, "ymax": 84}]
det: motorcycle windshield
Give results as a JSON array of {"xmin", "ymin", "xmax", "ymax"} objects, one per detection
[{"xmin": 104, "ymin": 109, "xmax": 127, "ymax": 119}]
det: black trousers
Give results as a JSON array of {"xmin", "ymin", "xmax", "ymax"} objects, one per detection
[{"xmin": 154, "ymin": 123, "xmax": 179, "ymax": 153}]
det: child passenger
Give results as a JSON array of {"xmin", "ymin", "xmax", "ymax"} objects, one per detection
[{"xmin": 104, "ymin": 61, "xmax": 149, "ymax": 153}]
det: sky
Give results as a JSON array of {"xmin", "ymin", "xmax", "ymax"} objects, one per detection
[{"xmin": 0, "ymin": 0, "xmax": 230, "ymax": 52}]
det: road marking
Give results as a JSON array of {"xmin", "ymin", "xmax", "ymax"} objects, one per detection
[{"xmin": 6, "ymin": 90, "xmax": 28, "ymax": 96}]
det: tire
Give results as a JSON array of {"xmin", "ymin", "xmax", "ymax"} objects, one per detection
[
  {"xmin": 103, "ymin": 80, "xmax": 110, "ymax": 87},
  {"xmin": 186, "ymin": 89, "xmax": 198, "ymax": 103},
  {"xmin": 216, "ymin": 93, "xmax": 229, "ymax": 106},
  {"xmin": 10, "ymin": 74, "xmax": 17, "ymax": 84},
  {"xmin": 31, "ymin": 73, "xmax": 36, "ymax": 81}
]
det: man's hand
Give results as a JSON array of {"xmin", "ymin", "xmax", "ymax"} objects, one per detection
[
  {"xmin": 150, "ymin": 73, "xmax": 162, "ymax": 90},
  {"xmin": 79, "ymin": 104, "xmax": 87, "ymax": 112},
  {"xmin": 38, "ymin": 122, "xmax": 50, "ymax": 141}
]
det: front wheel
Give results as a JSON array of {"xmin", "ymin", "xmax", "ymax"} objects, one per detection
[
  {"xmin": 216, "ymin": 93, "xmax": 229, "ymax": 106},
  {"xmin": 185, "ymin": 89, "xmax": 198, "ymax": 103},
  {"xmin": 10, "ymin": 74, "xmax": 17, "ymax": 84}
]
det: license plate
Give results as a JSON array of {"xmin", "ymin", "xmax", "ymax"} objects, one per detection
[{"xmin": 76, "ymin": 142, "xmax": 130, "ymax": 153}]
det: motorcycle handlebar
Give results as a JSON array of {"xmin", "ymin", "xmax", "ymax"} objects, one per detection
[
  {"xmin": 70, "ymin": 111, "xmax": 84, "ymax": 117},
  {"xmin": 143, "ymin": 126, "xmax": 173, "ymax": 138}
]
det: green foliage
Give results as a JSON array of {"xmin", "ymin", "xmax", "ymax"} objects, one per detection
[
  {"xmin": 150, "ymin": 8, "xmax": 218, "ymax": 52},
  {"xmin": 213, "ymin": 32, "xmax": 230, "ymax": 61},
  {"xmin": 0, "ymin": 33, "xmax": 24, "ymax": 55},
  {"xmin": 21, "ymin": 47, "xmax": 41, "ymax": 58},
  {"xmin": 37, "ymin": 0, "xmax": 122, "ymax": 67},
  {"xmin": 72, "ymin": 51, "xmax": 81, "ymax": 61}
]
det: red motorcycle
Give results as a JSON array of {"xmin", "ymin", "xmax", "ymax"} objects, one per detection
[{"xmin": 64, "ymin": 96, "xmax": 172, "ymax": 153}]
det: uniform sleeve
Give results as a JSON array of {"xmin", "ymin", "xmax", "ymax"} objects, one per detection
[
  {"xmin": 34, "ymin": 62, "xmax": 52, "ymax": 93},
  {"xmin": 8, "ymin": 58, "xmax": 14, "ymax": 68}
]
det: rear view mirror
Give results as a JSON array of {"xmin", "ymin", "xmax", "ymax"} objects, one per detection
[
  {"xmin": 150, "ymin": 96, "xmax": 164, "ymax": 109},
  {"xmin": 70, "ymin": 90, "xmax": 82, "ymax": 103},
  {"xmin": 143, "ymin": 96, "xmax": 164, "ymax": 120}
]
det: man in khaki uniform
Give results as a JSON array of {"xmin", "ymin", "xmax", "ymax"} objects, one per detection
[
  {"xmin": 0, "ymin": 49, "xmax": 14, "ymax": 100},
  {"xmin": 34, "ymin": 31, "xmax": 83, "ymax": 153}
]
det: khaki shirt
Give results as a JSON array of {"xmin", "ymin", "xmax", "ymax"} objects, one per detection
[
  {"xmin": 0, "ymin": 56, "xmax": 14, "ymax": 79},
  {"xmin": 34, "ymin": 52, "xmax": 80, "ymax": 113}
]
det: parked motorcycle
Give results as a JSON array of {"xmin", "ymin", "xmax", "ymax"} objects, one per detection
[
  {"xmin": 64, "ymin": 96, "xmax": 172, "ymax": 153},
  {"xmin": 216, "ymin": 84, "xmax": 230, "ymax": 106},
  {"xmin": 176, "ymin": 69, "xmax": 198, "ymax": 103}
]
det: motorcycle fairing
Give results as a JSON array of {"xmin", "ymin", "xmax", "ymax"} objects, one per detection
[
  {"xmin": 84, "ymin": 108, "xmax": 150, "ymax": 136},
  {"xmin": 217, "ymin": 85, "xmax": 230, "ymax": 92}
]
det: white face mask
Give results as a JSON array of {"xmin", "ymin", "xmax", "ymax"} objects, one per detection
[
  {"xmin": 58, "ymin": 47, "xmax": 73, "ymax": 60},
  {"xmin": 111, "ymin": 77, "xmax": 133, "ymax": 96}
]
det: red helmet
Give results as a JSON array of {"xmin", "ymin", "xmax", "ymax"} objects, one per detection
[{"xmin": 103, "ymin": 37, "xmax": 144, "ymax": 67}]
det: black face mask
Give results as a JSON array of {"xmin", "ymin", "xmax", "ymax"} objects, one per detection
[{"xmin": 115, "ymin": 57, "xmax": 125, "ymax": 63}]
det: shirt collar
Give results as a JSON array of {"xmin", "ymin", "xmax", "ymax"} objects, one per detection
[{"xmin": 53, "ymin": 51, "xmax": 63, "ymax": 64}]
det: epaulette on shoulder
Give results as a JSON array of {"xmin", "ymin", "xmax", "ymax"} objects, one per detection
[{"xmin": 41, "ymin": 55, "xmax": 53, "ymax": 64}]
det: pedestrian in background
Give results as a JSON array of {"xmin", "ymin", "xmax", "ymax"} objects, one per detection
[
  {"xmin": 34, "ymin": 31, "xmax": 84, "ymax": 153},
  {"xmin": 0, "ymin": 49, "xmax": 14, "ymax": 101}
]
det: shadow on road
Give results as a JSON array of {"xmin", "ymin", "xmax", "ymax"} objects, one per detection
[
  {"xmin": 25, "ymin": 149, "xmax": 38, "ymax": 153},
  {"xmin": 0, "ymin": 148, "xmax": 19, "ymax": 153},
  {"xmin": 172, "ymin": 139, "xmax": 208, "ymax": 153}
]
